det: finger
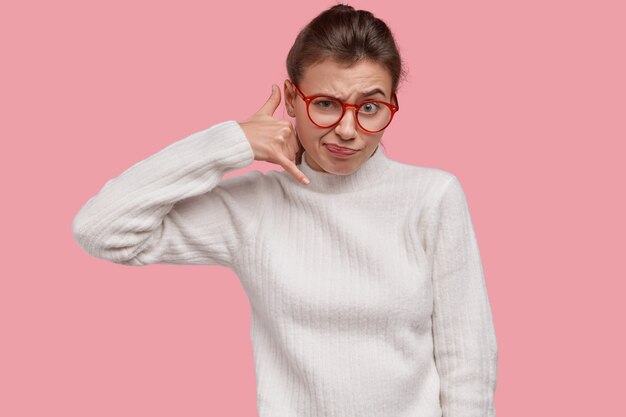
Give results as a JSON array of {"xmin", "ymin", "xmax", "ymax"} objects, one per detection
[
  {"xmin": 257, "ymin": 84, "xmax": 281, "ymax": 117},
  {"xmin": 276, "ymin": 153, "xmax": 310, "ymax": 185}
]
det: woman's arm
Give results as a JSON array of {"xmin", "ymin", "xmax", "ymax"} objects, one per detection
[
  {"xmin": 430, "ymin": 175, "xmax": 499, "ymax": 417},
  {"xmin": 71, "ymin": 120, "xmax": 267, "ymax": 268}
]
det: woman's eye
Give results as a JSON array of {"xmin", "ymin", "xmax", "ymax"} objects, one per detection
[
  {"xmin": 361, "ymin": 102, "xmax": 380, "ymax": 113},
  {"xmin": 315, "ymin": 100, "xmax": 338, "ymax": 108}
]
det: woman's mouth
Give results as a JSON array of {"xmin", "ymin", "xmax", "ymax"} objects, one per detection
[{"xmin": 325, "ymin": 144, "xmax": 358, "ymax": 157}]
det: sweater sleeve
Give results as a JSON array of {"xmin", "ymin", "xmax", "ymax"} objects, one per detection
[
  {"xmin": 430, "ymin": 175, "xmax": 499, "ymax": 417},
  {"xmin": 71, "ymin": 119, "xmax": 266, "ymax": 268}
]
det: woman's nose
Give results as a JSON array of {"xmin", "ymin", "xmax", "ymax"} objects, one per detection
[{"xmin": 335, "ymin": 107, "xmax": 358, "ymax": 138}]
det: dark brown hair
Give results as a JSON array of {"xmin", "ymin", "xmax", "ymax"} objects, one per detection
[{"xmin": 286, "ymin": 3, "xmax": 408, "ymax": 164}]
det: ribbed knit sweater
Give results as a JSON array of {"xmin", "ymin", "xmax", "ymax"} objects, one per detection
[{"xmin": 72, "ymin": 119, "xmax": 498, "ymax": 417}]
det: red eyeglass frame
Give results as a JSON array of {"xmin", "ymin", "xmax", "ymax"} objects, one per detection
[{"xmin": 291, "ymin": 83, "xmax": 400, "ymax": 133}]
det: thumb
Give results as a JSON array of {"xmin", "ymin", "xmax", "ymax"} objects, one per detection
[{"xmin": 257, "ymin": 84, "xmax": 281, "ymax": 116}]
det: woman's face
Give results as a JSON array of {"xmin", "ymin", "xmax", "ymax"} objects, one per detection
[{"xmin": 284, "ymin": 58, "xmax": 394, "ymax": 175}]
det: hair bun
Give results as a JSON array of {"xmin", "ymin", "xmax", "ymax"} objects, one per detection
[{"xmin": 330, "ymin": 4, "xmax": 355, "ymax": 13}]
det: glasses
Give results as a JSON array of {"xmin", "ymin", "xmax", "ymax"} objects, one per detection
[{"xmin": 292, "ymin": 83, "xmax": 399, "ymax": 133}]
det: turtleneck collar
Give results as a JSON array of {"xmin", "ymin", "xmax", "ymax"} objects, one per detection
[{"xmin": 297, "ymin": 145, "xmax": 393, "ymax": 193}]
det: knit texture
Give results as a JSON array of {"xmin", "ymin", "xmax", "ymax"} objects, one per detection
[{"xmin": 72, "ymin": 120, "xmax": 498, "ymax": 417}]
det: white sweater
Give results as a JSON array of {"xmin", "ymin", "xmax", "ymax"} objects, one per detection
[{"xmin": 72, "ymin": 120, "xmax": 498, "ymax": 417}]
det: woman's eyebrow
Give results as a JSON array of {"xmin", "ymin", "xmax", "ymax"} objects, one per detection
[
  {"xmin": 323, "ymin": 88, "xmax": 387, "ymax": 100},
  {"xmin": 360, "ymin": 88, "xmax": 386, "ymax": 98}
]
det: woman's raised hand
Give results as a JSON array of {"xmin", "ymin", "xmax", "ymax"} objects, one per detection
[{"xmin": 239, "ymin": 85, "xmax": 310, "ymax": 185}]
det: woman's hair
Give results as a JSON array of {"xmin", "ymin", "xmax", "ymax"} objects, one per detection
[{"xmin": 286, "ymin": 3, "xmax": 408, "ymax": 164}]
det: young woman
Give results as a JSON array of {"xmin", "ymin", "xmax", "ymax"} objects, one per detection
[{"xmin": 73, "ymin": 4, "xmax": 498, "ymax": 417}]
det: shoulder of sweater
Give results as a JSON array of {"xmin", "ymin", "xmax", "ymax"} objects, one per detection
[
  {"xmin": 385, "ymin": 158, "xmax": 458, "ymax": 200},
  {"xmin": 390, "ymin": 159, "xmax": 465, "ymax": 238},
  {"xmin": 214, "ymin": 168, "xmax": 274, "ymax": 197},
  {"xmin": 214, "ymin": 168, "xmax": 290, "ymax": 209}
]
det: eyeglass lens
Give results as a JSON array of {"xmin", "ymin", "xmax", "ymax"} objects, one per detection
[{"xmin": 308, "ymin": 97, "xmax": 392, "ymax": 132}]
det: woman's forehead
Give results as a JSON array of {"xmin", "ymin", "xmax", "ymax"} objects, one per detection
[{"xmin": 300, "ymin": 60, "xmax": 392, "ymax": 99}]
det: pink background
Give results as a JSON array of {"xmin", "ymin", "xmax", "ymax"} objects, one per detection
[{"xmin": 2, "ymin": 0, "xmax": 624, "ymax": 415}]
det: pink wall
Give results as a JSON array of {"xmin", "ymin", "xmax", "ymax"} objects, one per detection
[{"xmin": 2, "ymin": 0, "xmax": 624, "ymax": 415}]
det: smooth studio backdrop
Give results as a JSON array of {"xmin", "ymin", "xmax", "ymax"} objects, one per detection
[{"xmin": 1, "ymin": 0, "xmax": 624, "ymax": 416}]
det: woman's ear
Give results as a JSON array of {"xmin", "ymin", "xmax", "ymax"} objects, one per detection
[{"xmin": 284, "ymin": 80, "xmax": 296, "ymax": 117}]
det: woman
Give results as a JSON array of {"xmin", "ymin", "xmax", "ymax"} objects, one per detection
[{"xmin": 73, "ymin": 4, "xmax": 498, "ymax": 417}]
